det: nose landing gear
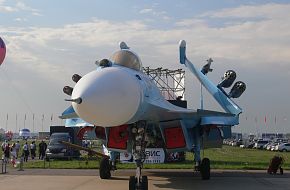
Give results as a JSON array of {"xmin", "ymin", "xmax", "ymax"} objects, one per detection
[{"xmin": 129, "ymin": 121, "xmax": 148, "ymax": 190}]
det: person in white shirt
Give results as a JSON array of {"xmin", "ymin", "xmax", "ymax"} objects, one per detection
[{"xmin": 22, "ymin": 142, "xmax": 29, "ymax": 162}]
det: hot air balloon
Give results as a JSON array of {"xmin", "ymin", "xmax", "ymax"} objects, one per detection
[{"xmin": 0, "ymin": 37, "xmax": 6, "ymax": 65}]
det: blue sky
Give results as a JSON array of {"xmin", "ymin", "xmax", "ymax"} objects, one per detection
[{"xmin": 0, "ymin": 0, "xmax": 290, "ymax": 134}]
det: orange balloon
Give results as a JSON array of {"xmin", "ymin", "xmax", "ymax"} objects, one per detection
[{"xmin": 0, "ymin": 37, "xmax": 6, "ymax": 65}]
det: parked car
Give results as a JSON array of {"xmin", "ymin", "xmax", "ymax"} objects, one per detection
[
  {"xmin": 271, "ymin": 142, "xmax": 279, "ymax": 151},
  {"xmin": 254, "ymin": 140, "xmax": 270, "ymax": 149},
  {"xmin": 46, "ymin": 132, "xmax": 78, "ymax": 160},
  {"xmin": 277, "ymin": 143, "xmax": 290, "ymax": 152},
  {"xmin": 263, "ymin": 142, "xmax": 271, "ymax": 150},
  {"xmin": 266, "ymin": 142, "xmax": 275, "ymax": 150}
]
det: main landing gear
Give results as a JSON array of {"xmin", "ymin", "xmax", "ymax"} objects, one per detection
[
  {"xmin": 129, "ymin": 121, "xmax": 148, "ymax": 190},
  {"xmin": 192, "ymin": 128, "xmax": 211, "ymax": 180}
]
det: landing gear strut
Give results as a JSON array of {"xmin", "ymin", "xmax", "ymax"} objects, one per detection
[
  {"xmin": 129, "ymin": 121, "xmax": 148, "ymax": 190},
  {"xmin": 192, "ymin": 127, "xmax": 211, "ymax": 180}
]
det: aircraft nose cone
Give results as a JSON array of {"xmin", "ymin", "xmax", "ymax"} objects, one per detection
[{"xmin": 71, "ymin": 67, "xmax": 142, "ymax": 126}]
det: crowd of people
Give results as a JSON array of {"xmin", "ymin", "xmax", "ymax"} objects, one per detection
[{"xmin": 1, "ymin": 140, "xmax": 47, "ymax": 166}]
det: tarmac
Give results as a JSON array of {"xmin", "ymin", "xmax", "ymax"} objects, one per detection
[{"xmin": 1, "ymin": 168, "xmax": 290, "ymax": 190}]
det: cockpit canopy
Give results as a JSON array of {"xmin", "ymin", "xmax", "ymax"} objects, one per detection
[{"xmin": 110, "ymin": 50, "xmax": 142, "ymax": 71}]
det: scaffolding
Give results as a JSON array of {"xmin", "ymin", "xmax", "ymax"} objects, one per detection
[{"xmin": 143, "ymin": 67, "xmax": 185, "ymax": 100}]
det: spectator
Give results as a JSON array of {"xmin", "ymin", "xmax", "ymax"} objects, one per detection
[
  {"xmin": 15, "ymin": 141, "xmax": 20, "ymax": 158},
  {"xmin": 30, "ymin": 141, "xmax": 36, "ymax": 159},
  {"xmin": 10, "ymin": 143, "xmax": 17, "ymax": 166},
  {"xmin": 23, "ymin": 142, "xmax": 29, "ymax": 162},
  {"xmin": 38, "ymin": 140, "xmax": 47, "ymax": 160},
  {"xmin": 1, "ymin": 140, "xmax": 7, "ymax": 152},
  {"xmin": 4, "ymin": 143, "xmax": 10, "ymax": 162}
]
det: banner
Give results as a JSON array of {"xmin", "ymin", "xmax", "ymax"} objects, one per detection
[{"xmin": 120, "ymin": 148, "xmax": 165, "ymax": 164}]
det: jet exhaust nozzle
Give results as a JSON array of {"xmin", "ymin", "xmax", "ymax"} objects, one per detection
[
  {"xmin": 219, "ymin": 70, "xmax": 236, "ymax": 88},
  {"xmin": 72, "ymin": 74, "xmax": 82, "ymax": 83},
  {"xmin": 63, "ymin": 86, "xmax": 73, "ymax": 96},
  {"xmin": 229, "ymin": 81, "xmax": 246, "ymax": 98}
]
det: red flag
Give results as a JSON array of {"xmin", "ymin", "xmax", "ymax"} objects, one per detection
[{"xmin": 264, "ymin": 116, "xmax": 267, "ymax": 123}]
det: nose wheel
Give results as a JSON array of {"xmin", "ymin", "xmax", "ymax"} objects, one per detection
[{"xmin": 99, "ymin": 157, "xmax": 111, "ymax": 179}]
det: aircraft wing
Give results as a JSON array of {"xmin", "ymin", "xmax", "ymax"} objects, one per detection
[{"xmin": 179, "ymin": 40, "xmax": 242, "ymax": 115}]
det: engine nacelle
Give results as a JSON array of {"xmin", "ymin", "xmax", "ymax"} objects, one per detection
[
  {"xmin": 218, "ymin": 70, "xmax": 236, "ymax": 88},
  {"xmin": 229, "ymin": 81, "xmax": 246, "ymax": 98}
]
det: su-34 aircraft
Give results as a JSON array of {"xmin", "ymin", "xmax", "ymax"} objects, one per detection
[{"xmin": 61, "ymin": 40, "xmax": 246, "ymax": 190}]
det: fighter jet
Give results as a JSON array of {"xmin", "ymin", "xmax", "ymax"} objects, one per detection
[{"xmin": 61, "ymin": 40, "xmax": 246, "ymax": 190}]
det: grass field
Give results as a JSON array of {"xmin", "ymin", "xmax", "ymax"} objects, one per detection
[{"xmin": 8, "ymin": 145, "xmax": 289, "ymax": 170}]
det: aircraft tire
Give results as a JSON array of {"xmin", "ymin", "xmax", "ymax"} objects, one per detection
[
  {"xmin": 142, "ymin": 176, "xmax": 148, "ymax": 190},
  {"xmin": 129, "ymin": 176, "xmax": 136, "ymax": 190},
  {"xmin": 99, "ymin": 157, "xmax": 111, "ymax": 179},
  {"xmin": 200, "ymin": 158, "xmax": 210, "ymax": 180}
]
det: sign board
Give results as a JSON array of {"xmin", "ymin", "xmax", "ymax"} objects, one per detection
[{"xmin": 120, "ymin": 148, "xmax": 165, "ymax": 164}]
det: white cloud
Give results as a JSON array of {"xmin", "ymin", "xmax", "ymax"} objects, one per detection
[
  {"xmin": 139, "ymin": 8, "xmax": 153, "ymax": 14},
  {"xmin": 138, "ymin": 6, "xmax": 170, "ymax": 21},
  {"xmin": 2, "ymin": 2, "xmax": 290, "ymax": 84},
  {"xmin": 16, "ymin": 1, "xmax": 41, "ymax": 15},
  {"xmin": 0, "ymin": 0, "xmax": 17, "ymax": 13},
  {"xmin": 175, "ymin": 3, "xmax": 290, "ymax": 66},
  {"xmin": 14, "ymin": 17, "xmax": 28, "ymax": 22},
  {"xmin": 0, "ymin": 1, "xmax": 41, "ymax": 15},
  {"xmin": 202, "ymin": 3, "xmax": 290, "ymax": 19}
]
